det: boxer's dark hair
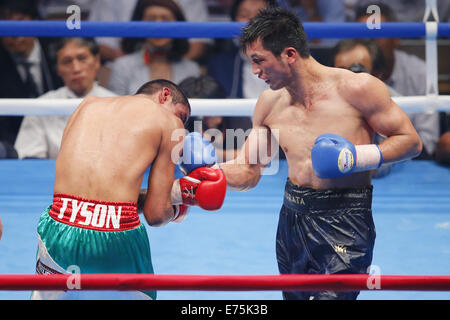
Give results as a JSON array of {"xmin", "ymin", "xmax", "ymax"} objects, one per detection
[
  {"xmin": 240, "ymin": 6, "xmax": 310, "ymax": 58},
  {"xmin": 136, "ymin": 79, "xmax": 191, "ymax": 113}
]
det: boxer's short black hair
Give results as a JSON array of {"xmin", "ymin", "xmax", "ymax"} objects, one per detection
[
  {"xmin": 136, "ymin": 79, "xmax": 191, "ymax": 113},
  {"xmin": 240, "ymin": 6, "xmax": 310, "ymax": 58}
]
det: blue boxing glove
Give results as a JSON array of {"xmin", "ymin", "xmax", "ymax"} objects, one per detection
[
  {"xmin": 311, "ymin": 133, "xmax": 383, "ymax": 179},
  {"xmin": 179, "ymin": 132, "xmax": 217, "ymax": 175},
  {"xmin": 172, "ymin": 132, "xmax": 226, "ymax": 214}
]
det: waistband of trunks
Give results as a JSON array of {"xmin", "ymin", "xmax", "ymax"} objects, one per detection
[
  {"xmin": 48, "ymin": 193, "xmax": 140, "ymax": 231},
  {"xmin": 283, "ymin": 178, "xmax": 373, "ymax": 212}
]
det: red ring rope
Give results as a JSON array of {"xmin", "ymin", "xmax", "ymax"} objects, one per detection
[{"xmin": 0, "ymin": 274, "xmax": 450, "ymax": 291}]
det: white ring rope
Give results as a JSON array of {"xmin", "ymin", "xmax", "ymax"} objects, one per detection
[{"xmin": 0, "ymin": 96, "xmax": 448, "ymax": 117}]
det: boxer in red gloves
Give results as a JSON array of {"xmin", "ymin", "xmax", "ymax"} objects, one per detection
[{"xmin": 32, "ymin": 79, "xmax": 225, "ymax": 300}]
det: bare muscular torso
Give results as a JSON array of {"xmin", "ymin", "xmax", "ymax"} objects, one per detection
[
  {"xmin": 260, "ymin": 68, "xmax": 374, "ymax": 189},
  {"xmin": 54, "ymin": 95, "xmax": 175, "ymax": 203}
]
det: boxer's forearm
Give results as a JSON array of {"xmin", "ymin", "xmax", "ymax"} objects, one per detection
[
  {"xmin": 378, "ymin": 133, "xmax": 422, "ymax": 164},
  {"xmin": 219, "ymin": 161, "xmax": 262, "ymax": 192},
  {"xmin": 138, "ymin": 188, "xmax": 172, "ymax": 223},
  {"xmin": 218, "ymin": 127, "xmax": 274, "ymax": 191}
]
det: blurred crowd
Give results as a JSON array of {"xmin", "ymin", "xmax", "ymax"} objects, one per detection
[{"xmin": 0, "ymin": 0, "xmax": 449, "ymax": 167}]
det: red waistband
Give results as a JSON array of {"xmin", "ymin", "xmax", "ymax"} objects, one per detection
[{"xmin": 49, "ymin": 193, "xmax": 140, "ymax": 231}]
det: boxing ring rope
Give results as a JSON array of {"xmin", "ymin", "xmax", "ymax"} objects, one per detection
[
  {"xmin": 0, "ymin": 21, "xmax": 449, "ymax": 39},
  {"xmin": 0, "ymin": 20, "xmax": 448, "ymax": 116},
  {"xmin": 0, "ymin": 96, "xmax": 448, "ymax": 116},
  {"xmin": 1, "ymin": 274, "xmax": 450, "ymax": 292},
  {"xmin": 1, "ymin": 13, "xmax": 450, "ymax": 295}
]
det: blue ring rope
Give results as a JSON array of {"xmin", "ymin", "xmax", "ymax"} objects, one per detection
[
  {"xmin": 439, "ymin": 22, "xmax": 450, "ymax": 37},
  {"xmin": 0, "ymin": 20, "xmax": 448, "ymax": 39}
]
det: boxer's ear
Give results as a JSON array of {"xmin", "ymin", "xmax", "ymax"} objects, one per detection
[
  {"xmin": 158, "ymin": 87, "xmax": 172, "ymax": 103},
  {"xmin": 284, "ymin": 47, "xmax": 297, "ymax": 64}
]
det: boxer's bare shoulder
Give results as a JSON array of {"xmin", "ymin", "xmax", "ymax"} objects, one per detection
[
  {"xmin": 336, "ymin": 70, "xmax": 390, "ymax": 111},
  {"xmin": 254, "ymin": 88, "xmax": 287, "ymax": 126}
]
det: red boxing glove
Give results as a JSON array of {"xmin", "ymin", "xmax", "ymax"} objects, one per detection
[
  {"xmin": 172, "ymin": 204, "xmax": 189, "ymax": 223},
  {"xmin": 189, "ymin": 167, "xmax": 226, "ymax": 210},
  {"xmin": 171, "ymin": 166, "xmax": 227, "ymax": 211}
]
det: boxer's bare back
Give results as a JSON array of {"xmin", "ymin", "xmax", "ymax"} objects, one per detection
[{"xmin": 54, "ymin": 93, "xmax": 188, "ymax": 224}]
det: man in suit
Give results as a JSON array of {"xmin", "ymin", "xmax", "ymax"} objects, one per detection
[
  {"xmin": 0, "ymin": 0, "xmax": 63, "ymax": 157},
  {"xmin": 14, "ymin": 38, "xmax": 116, "ymax": 159}
]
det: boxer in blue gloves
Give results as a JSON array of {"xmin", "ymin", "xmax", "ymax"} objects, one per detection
[{"xmin": 219, "ymin": 8, "xmax": 422, "ymax": 300}]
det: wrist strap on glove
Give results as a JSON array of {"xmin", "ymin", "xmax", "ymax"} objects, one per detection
[
  {"xmin": 172, "ymin": 204, "xmax": 188, "ymax": 223},
  {"xmin": 355, "ymin": 144, "xmax": 383, "ymax": 172}
]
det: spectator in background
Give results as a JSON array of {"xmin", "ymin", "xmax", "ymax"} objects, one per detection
[
  {"xmin": 354, "ymin": 3, "xmax": 426, "ymax": 95},
  {"xmin": 275, "ymin": 0, "xmax": 346, "ymax": 23},
  {"xmin": 331, "ymin": 38, "xmax": 400, "ymax": 96},
  {"xmin": 37, "ymin": 0, "xmax": 93, "ymax": 19},
  {"xmin": 333, "ymin": 39, "xmax": 373, "ymax": 71},
  {"xmin": 208, "ymin": 0, "xmax": 273, "ymax": 99},
  {"xmin": 275, "ymin": 0, "xmax": 346, "ymax": 46},
  {"xmin": 355, "ymin": 0, "xmax": 450, "ymax": 22},
  {"xmin": 88, "ymin": 0, "xmax": 210, "ymax": 87},
  {"xmin": 0, "ymin": 0, "xmax": 63, "ymax": 158},
  {"xmin": 107, "ymin": 0, "xmax": 201, "ymax": 96},
  {"xmin": 174, "ymin": 0, "xmax": 212, "ymax": 61},
  {"xmin": 355, "ymin": 3, "xmax": 441, "ymax": 160},
  {"xmin": 14, "ymin": 38, "xmax": 116, "ymax": 159},
  {"xmin": 207, "ymin": 0, "xmax": 274, "ymax": 139}
]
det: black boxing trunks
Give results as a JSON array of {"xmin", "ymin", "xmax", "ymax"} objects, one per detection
[{"xmin": 276, "ymin": 179, "xmax": 376, "ymax": 300}]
